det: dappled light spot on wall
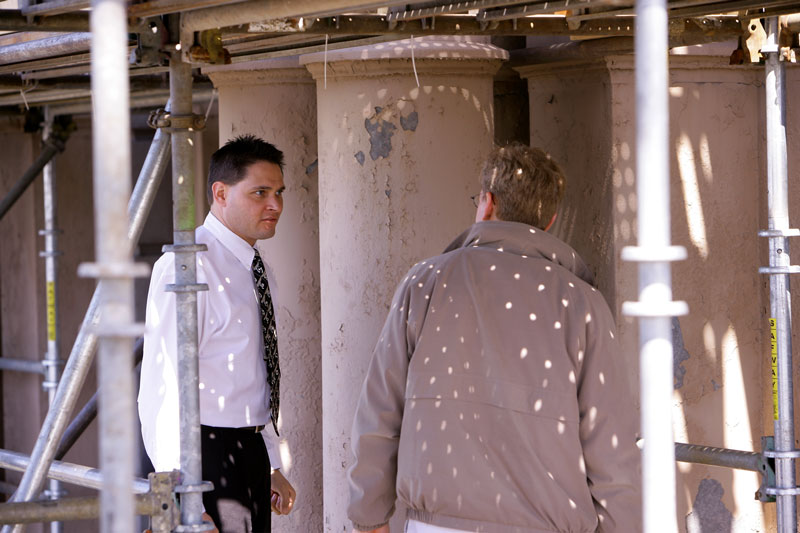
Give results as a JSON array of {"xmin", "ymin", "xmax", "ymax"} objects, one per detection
[
  {"xmin": 530, "ymin": 313, "xmax": 537, "ymax": 321},
  {"xmin": 217, "ymin": 396, "xmax": 225, "ymax": 411},
  {"xmin": 520, "ymin": 347, "xmax": 528, "ymax": 359},
  {"xmin": 538, "ymin": 284, "xmax": 545, "ymax": 292},
  {"xmin": 554, "ymin": 321, "xmax": 562, "ymax": 329},
  {"xmin": 562, "ymin": 298, "xmax": 569, "ymax": 307},
  {"xmin": 505, "ymin": 302, "xmax": 512, "ymax": 309},
  {"xmin": 514, "ymin": 273, "xmax": 520, "ymax": 280},
  {"xmin": 676, "ymin": 132, "xmax": 710, "ymax": 259},
  {"xmin": 544, "ymin": 360, "xmax": 552, "ymax": 369}
]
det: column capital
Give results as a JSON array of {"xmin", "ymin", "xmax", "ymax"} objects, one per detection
[
  {"xmin": 301, "ymin": 36, "xmax": 507, "ymax": 81},
  {"xmin": 203, "ymin": 57, "xmax": 314, "ymax": 88}
]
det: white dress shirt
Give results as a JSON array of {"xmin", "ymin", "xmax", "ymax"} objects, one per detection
[{"xmin": 138, "ymin": 212, "xmax": 283, "ymax": 473}]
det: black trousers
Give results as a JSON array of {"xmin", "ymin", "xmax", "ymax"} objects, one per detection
[{"xmin": 201, "ymin": 425, "xmax": 271, "ymax": 533}]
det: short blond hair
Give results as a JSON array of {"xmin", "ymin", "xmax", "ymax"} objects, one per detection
[{"xmin": 480, "ymin": 143, "xmax": 565, "ymax": 229}]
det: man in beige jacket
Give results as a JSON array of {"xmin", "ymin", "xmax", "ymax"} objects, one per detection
[{"xmin": 347, "ymin": 144, "xmax": 641, "ymax": 533}]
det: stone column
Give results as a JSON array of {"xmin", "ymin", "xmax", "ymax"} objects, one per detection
[
  {"xmin": 302, "ymin": 37, "xmax": 506, "ymax": 532},
  {"xmin": 206, "ymin": 59, "xmax": 322, "ymax": 532},
  {"xmin": 519, "ymin": 52, "xmax": 767, "ymax": 532}
]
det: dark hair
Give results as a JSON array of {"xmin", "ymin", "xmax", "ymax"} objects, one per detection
[
  {"xmin": 479, "ymin": 143, "xmax": 566, "ymax": 229},
  {"xmin": 207, "ymin": 135, "xmax": 284, "ymax": 204}
]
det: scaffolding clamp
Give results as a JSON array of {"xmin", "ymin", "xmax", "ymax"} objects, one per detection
[
  {"xmin": 147, "ymin": 471, "xmax": 181, "ymax": 533},
  {"xmin": 147, "ymin": 108, "xmax": 206, "ymax": 132},
  {"xmin": 754, "ymin": 436, "xmax": 800, "ymax": 502}
]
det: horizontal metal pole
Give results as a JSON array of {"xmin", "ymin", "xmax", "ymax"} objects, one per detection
[
  {"xmin": 21, "ymin": 0, "xmax": 91, "ymax": 17},
  {"xmin": 0, "ymin": 449, "xmax": 149, "ymax": 494},
  {"xmin": 0, "ymin": 10, "xmax": 90, "ymax": 32},
  {"xmin": 0, "ymin": 358, "xmax": 44, "ymax": 375},
  {"xmin": 49, "ymin": 86, "xmax": 215, "ymax": 116},
  {"xmin": 0, "ymin": 33, "xmax": 92, "ymax": 67},
  {"xmin": 675, "ymin": 442, "xmax": 765, "ymax": 473},
  {"xmin": 182, "ymin": 0, "xmax": 413, "ymax": 33},
  {"xmin": 0, "ymin": 494, "xmax": 158, "ymax": 524},
  {"xmin": 387, "ymin": 0, "xmax": 526, "ymax": 21}
]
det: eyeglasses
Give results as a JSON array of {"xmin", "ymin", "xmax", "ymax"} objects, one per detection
[{"xmin": 470, "ymin": 193, "xmax": 480, "ymax": 208}]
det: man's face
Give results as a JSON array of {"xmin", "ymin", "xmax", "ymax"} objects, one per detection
[{"xmin": 214, "ymin": 160, "xmax": 285, "ymax": 245}]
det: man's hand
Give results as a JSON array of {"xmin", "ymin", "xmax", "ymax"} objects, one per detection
[
  {"xmin": 270, "ymin": 469, "xmax": 296, "ymax": 515},
  {"xmin": 201, "ymin": 512, "xmax": 219, "ymax": 533},
  {"xmin": 351, "ymin": 526, "xmax": 389, "ymax": 533}
]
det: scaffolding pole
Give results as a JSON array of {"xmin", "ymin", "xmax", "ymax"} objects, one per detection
[
  {"xmin": 0, "ymin": 449, "xmax": 149, "ymax": 494},
  {"xmin": 40, "ymin": 110, "xmax": 63, "ymax": 533},
  {"xmin": 760, "ymin": 15, "xmax": 799, "ymax": 533},
  {"xmin": 623, "ymin": 0, "xmax": 688, "ymax": 531},
  {"xmin": 166, "ymin": 49, "xmax": 211, "ymax": 532},
  {"xmin": 1, "ymin": 120, "xmax": 171, "ymax": 533},
  {"xmin": 84, "ymin": 1, "xmax": 143, "ymax": 531},
  {"xmin": 0, "ymin": 132, "xmax": 68, "ymax": 222}
]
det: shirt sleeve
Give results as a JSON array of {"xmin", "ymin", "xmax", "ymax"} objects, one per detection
[
  {"xmin": 138, "ymin": 255, "xmax": 181, "ymax": 473},
  {"xmin": 577, "ymin": 295, "xmax": 642, "ymax": 533},
  {"xmin": 261, "ymin": 424, "xmax": 284, "ymax": 471},
  {"xmin": 347, "ymin": 274, "xmax": 418, "ymax": 531}
]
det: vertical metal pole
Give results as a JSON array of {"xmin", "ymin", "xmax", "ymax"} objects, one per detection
[
  {"xmin": 623, "ymin": 0, "xmax": 688, "ymax": 531},
  {"xmin": 40, "ymin": 109, "xmax": 63, "ymax": 533},
  {"xmin": 168, "ymin": 51, "xmax": 206, "ymax": 530},
  {"xmin": 764, "ymin": 16, "xmax": 797, "ymax": 533},
  {"xmin": 1, "ymin": 126, "xmax": 170, "ymax": 533},
  {"xmin": 90, "ymin": 0, "xmax": 136, "ymax": 531}
]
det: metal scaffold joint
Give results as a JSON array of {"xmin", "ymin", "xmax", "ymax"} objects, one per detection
[{"xmin": 147, "ymin": 108, "xmax": 206, "ymax": 131}]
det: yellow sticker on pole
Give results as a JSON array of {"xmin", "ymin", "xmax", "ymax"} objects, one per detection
[
  {"xmin": 770, "ymin": 318, "xmax": 779, "ymax": 421},
  {"xmin": 46, "ymin": 281, "xmax": 56, "ymax": 342}
]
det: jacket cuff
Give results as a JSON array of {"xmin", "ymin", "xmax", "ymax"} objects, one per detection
[{"xmin": 352, "ymin": 520, "xmax": 389, "ymax": 531}]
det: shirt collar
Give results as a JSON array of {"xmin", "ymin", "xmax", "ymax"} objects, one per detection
[{"xmin": 203, "ymin": 212, "xmax": 256, "ymax": 270}]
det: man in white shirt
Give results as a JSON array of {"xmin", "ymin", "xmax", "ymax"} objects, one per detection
[{"xmin": 139, "ymin": 135, "xmax": 296, "ymax": 532}]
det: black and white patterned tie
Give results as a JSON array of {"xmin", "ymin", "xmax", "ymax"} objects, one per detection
[{"xmin": 252, "ymin": 249, "xmax": 280, "ymax": 436}]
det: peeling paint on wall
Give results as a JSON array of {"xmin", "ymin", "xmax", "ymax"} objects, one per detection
[
  {"xmin": 355, "ymin": 151, "xmax": 365, "ymax": 166},
  {"xmin": 365, "ymin": 107, "xmax": 397, "ymax": 160},
  {"xmin": 305, "ymin": 158, "xmax": 318, "ymax": 175},
  {"xmin": 685, "ymin": 478, "xmax": 733, "ymax": 533},
  {"xmin": 673, "ymin": 317, "xmax": 690, "ymax": 389},
  {"xmin": 400, "ymin": 110, "xmax": 419, "ymax": 131}
]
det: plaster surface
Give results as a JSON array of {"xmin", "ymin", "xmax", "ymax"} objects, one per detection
[
  {"xmin": 305, "ymin": 42, "xmax": 503, "ymax": 531},
  {"xmin": 209, "ymin": 65, "xmax": 323, "ymax": 532}
]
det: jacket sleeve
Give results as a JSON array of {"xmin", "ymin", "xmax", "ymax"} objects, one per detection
[
  {"xmin": 347, "ymin": 275, "xmax": 416, "ymax": 531},
  {"xmin": 578, "ymin": 294, "xmax": 642, "ymax": 533}
]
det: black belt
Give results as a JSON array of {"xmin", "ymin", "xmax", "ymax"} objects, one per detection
[{"xmin": 237, "ymin": 425, "xmax": 266, "ymax": 433}]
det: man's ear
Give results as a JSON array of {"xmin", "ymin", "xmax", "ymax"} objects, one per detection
[
  {"xmin": 211, "ymin": 181, "xmax": 227, "ymax": 206},
  {"xmin": 478, "ymin": 191, "xmax": 496, "ymax": 221}
]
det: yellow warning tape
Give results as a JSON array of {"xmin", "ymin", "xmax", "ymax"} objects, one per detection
[
  {"xmin": 770, "ymin": 318, "xmax": 779, "ymax": 421},
  {"xmin": 46, "ymin": 281, "xmax": 56, "ymax": 342}
]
